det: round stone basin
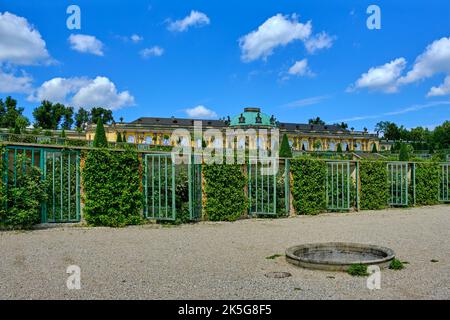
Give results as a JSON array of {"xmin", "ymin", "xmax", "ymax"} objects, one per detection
[{"xmin": 286, "ymin": 242, "xmax": 395, "ymax": 271}]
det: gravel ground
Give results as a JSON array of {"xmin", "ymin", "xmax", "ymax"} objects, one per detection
[{"xmin": 0, "ymin": 205, "xmax": 449, "ymax": 300}]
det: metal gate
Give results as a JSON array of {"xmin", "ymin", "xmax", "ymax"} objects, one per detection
[
  {"xmin": 387, "ymin": 162, "xmax": 409, "ymax": 206},
  {"xmin": 247, "ymin": 158, "xmax": 289, "ymax": 216},
  {"xmin": 42, "ymin": 149, "xmax": 80, "ymax": 223},
  {"xmin": 2, "ymin": 146, "xmax": 81, "ymax": 223},
  {"xmin": 189, "ymin": 154, "xmax": 202, "ymax": 220},
  {"xmin": 326, "ymin": 161, "xmax": 351, "ymax": 211},
  {"xmin": 143, "ymin": 153, "xmax": 202, "ymax": 221},
  {"xmin": 439, "ymin": 163, "xmax": 449, "ymax": 202}
]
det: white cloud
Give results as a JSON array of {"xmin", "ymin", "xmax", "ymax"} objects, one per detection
[
  {"xmin": 428, "ymin": 75, "xmax": 450, "ymax": 97},
  {"xmin": 140, "ymin": 46, "xmax": 164, "ymax": 58},
  {"xmin": 281, "ymin": 95, "xmax": 329, "ymax": 108},
  {"xmin": 398, "ymin": 37, "xmax": 450, "ymax": 85},
  {"xmin": 72, "ymin": 77, "xmax": 134, "ymax": 109},
  {"xmin": 305, "ymin": 32, "xmax": 335, "ymax": 54},
  {"xmin": 167, "ymin": 10, "xmax": 210, "ymax": 32},
  {"xmin": 287, "ymin": 59, "xmax": 313, "ymax": 76},
  {"xmin": 239, "ymin": 13, "xmax": 312, "ymax": 62},
  {"xmin": 333, "ymin": 101, "xmax": 450, "ymax": 123},
  {"xmin": 68, "ymin": 34, "xmax": 104, "ymax": 56},
  {"xmin": 130, "ymin": 34, "xmax": 143, "ymax": 43},
  {"xmin": 29, "ymin": 76, "xmax": 134, "ymax": 110},
  {"xmin": 185, "ymin": 105, "xmax": 217, "ymax": 118},
  {"xmin": 29, "ymin": 77, "xmax": 90, "ymax": 104},
  {"xmin": 0, "ymin": 11, "xmax": 51, "ymax": 65},
  {"xmin": 0, "ymin": 69, "xmax": 33, "ymax": 93},
  {"xmin": 348, "ymin": 58, "xmax": 407, "ymax": 93}
]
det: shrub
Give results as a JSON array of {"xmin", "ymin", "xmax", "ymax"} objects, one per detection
[
  {"xmin": 398, "ymin": 143, "xmax": 410, "ymax": 161},
  {"xmin": 93, "ymin": 118, "xmax": 108, "ymax": 148},
  {"xmin": 337, "ymin": 143, "xmax": 342, "ymax": 153},
  {"xmin": 347, "ymin": 264, "xmax": 368, "ymax": 276},
  {"xmin": 359, "ymin": 161, "xmax": 389, "ymax": 210},
  {"xmin": 389, "ymin": 259, "xmax": 404, "ymax": 270},
  {"xmin": 290, "ymin": 158, "xmax": 326, "ymax": 215},
  {"xmin": 82, "ymin": 148, "xmax": 142, "ymax": 227},
  {"xmin": 414, "ymin": 162, "xmax": 440, "ymax": 205},
  {"xmin": 1, "ymin": 154, "xmax": 48, "ymax": 229},
  {"xmin": 279, "ymin": 134, "xmax": 293, "ymax": 158},
  {"xmin": 203, "ymin": 163, "xmax": 247, "ymax": 221},
  {"xmin": 371, "ymin": 143, "xmax": 378, "ymax": 153}
]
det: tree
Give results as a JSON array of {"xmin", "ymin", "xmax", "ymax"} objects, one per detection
[
  {"xmin": 116, "ymin": 131, "xmax": 122, "ymax": 143},
  {"xmin": 61, "ymin": 107, "xmax": 74, "ymax": 130},
  {"xmin": 91, "ymin": 107, "xmax": 114, "ymax": 125},
  {"xmin": 75, "ymin": 107, "xmax": 90, "ymax": 130},
  {"xmin": 371, "ymin": 143, "xmax": 378, "ymax": 153},
  {"xmin": 313, "ymin": 140, "xmax": 322, "ymax": 151},
  {"xmin": 93, "ymin": 118, "xmax": 108, "ymax": 148},
  {"xmin": 14, "ymin": 115, "xmax": 29, "ymax": 134},
  {"xmin": 308, "ymin": 117, "xmax": 325, "ymax": 125},
  {"xmin": 32, "ymin": 101, "xmax": 68, "ymax": 129},
  {"xmin": 337, "ymin": 143, "xmax": 343, "ymax": 153},
  {"xmin": 384, "ymin": 122, "xmax": 401, "ymax": 140},
  {"xmin": 374, "ymin": 121, "xmax": 389, "ymax": 137},
  {"xmin": 333, "ymin": 122, "xmax": 348, "ymax": 130},
  {"xmin": 60, "ymin": 129, "xmax": 66, "ymax": 138},
  {"xmin": 398, "ymin": 143, "xmax": 410, "ymax": 161},
  {"xmin": 0, "ymin": 96, "xmax": 27, "ymax": 129},
  {"xmin": 279, "ymin": 134, "xmax": 292, "ymax": 158},
  {"xmin": 431, "ymin": 120, "xmax": 450, "ymax": 150}
]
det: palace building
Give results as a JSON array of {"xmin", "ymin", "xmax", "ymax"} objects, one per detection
[{"xmin": 86, "ymin": 107, "xmax": 380, "ymax": 152}]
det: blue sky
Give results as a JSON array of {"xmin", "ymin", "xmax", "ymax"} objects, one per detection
[{"xmin": 0, "ymin": 0, "xmax": 449, "ymax": 131}]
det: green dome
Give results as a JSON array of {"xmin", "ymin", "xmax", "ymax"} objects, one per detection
[{"xmin": 229, "ymin": 108, "xmax": 276, "ymax": 127}]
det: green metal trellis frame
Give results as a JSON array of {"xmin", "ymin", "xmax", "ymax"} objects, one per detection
[
  {"xmin": 247, "ymin": 158, "xmax": 290, "ymax": 216},
  {"xmin": 189, "ymin": 153, "xmax": 202, "ymax": 221},
  {"xmin": 439, "ymin": 163, "xmax": 449, "ymax": 202},
  {"xmin": 143, "ymin": 153, "xmax": 202, "ymax": 221},
  {"xmin": 2, "ymin": 146, "xmax": 81, "ymax": 223},
  {"xmin": 143, "ymin": 153, "xmax": 176, "ymax": 221},
  {"xmin": 326, "ymin": 161, "xmax": 351, "ymax": 211},
  {"xmin": 387, "ymin": 162, "xmax": 410, "ymax": 206}
]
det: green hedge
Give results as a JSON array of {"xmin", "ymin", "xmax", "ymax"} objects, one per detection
[
  {"xmin": 0, "ymin": 153, "xmax": 48, "ymax": 229},
  {"xmin": 82, "ymin": 148, "xmax": 142, "ymax": 227},
  {"xmin": 359, "ymin": 161, "xmax": 389, "ymax": 210},
  {"xmin": 290, "ymin": 158, "xmax": 326, "ymax": 215},
  {"xmin": 203, "ymin": 163, "xmax": 247, "ymax": 221},
  {"xmin": 414, "ymin": 162, "xmax": 440, "ymax": 205}
]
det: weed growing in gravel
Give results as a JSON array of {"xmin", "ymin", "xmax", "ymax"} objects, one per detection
[
  {"xmin": 431, "ymin": 259, "xmax": 439, "ymax": 263},
  {"xmin": 266, "ymin": 254, "xmax": 283, "ymax": 259},
  {"xmin": 389, "ymin": 259, "xmax": 404, "ymax": 270},
  {"xmin": 347, "ymin": 264, "xmax": 369, "ymax": 276}
]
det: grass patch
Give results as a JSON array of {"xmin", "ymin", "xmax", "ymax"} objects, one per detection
[
  {"xmin": 326, "ymin": 275, "xmax": 335, "ymax": 279},
  {"xmin": 431, "ymin": 259, "xmax": 439, "ymax": 263},
  {"xmin": 389, "ymin": 259, "xmax": 404, "ymax": 270},
  {"xmin": 347, "ymin": 264, "xmax": 368, "ymax": 276},
  {"xmin": 266, "ymin": 254, "xmax": 283, "ymax": 260}
]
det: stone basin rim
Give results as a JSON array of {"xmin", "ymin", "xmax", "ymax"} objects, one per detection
[{"xmin": 285, "ymin": 242, "xmax": 396, "ymax": 267}]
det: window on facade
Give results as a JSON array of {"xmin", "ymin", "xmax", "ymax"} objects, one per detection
[
  {"xmin": 163, "ymin": 138, "xmax": 170, "ymax": 145},
  {"xmin": 180, "ymin": 137, "xmax": 189, "ymax": 147},
  {"xmin": 301, "ymin": 141, "xmax": 309, "ymax": 151},
  {"xmin": 127, "ymin": 135, "xmax": 135, "ymax": 143},
  {"xmin": 238, "ymin": 138, "xmax": 245, "ymax": 149},
  {"xmin": 329, "ymin": 142, "xmax": 335, "ymax": 151},
  {"xmin": 355, "ymin": 142, "xmax": 361, "ymax": 151},
  {"xmin": 145, "ymin": 136, "xmax": 152, "ymax": 144}
]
